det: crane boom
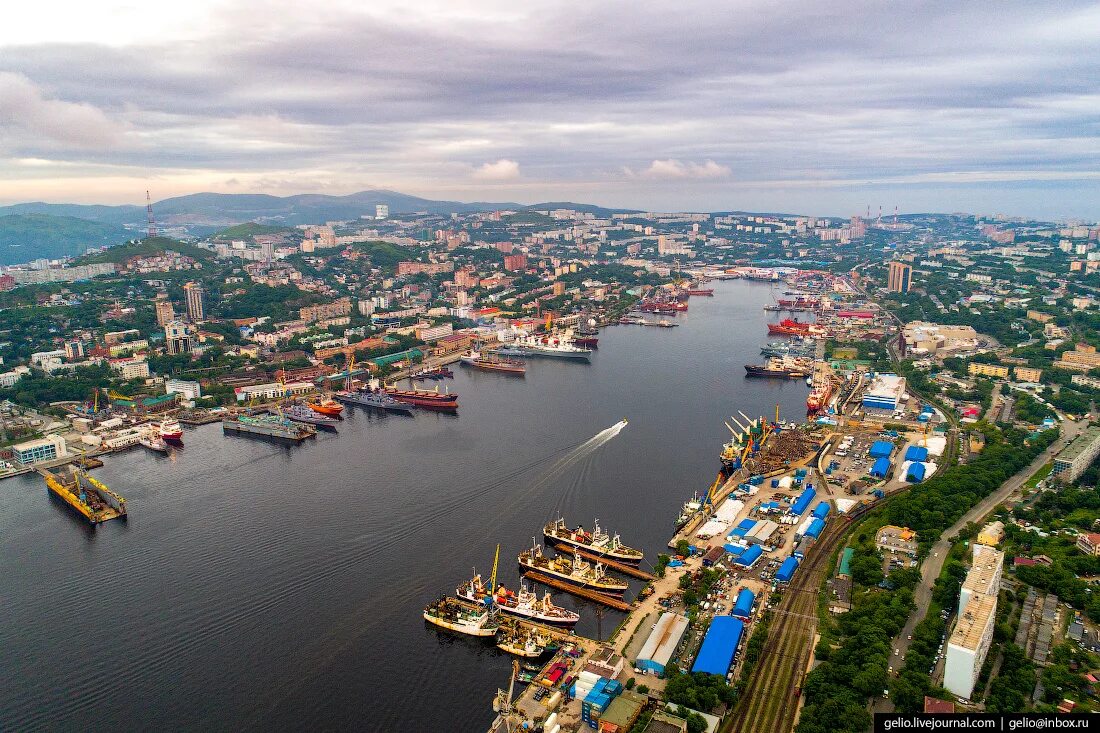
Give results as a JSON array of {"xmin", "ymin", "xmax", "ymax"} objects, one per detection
[{"xmin": 489, "ymin": 543, "xmax": 500, "ymax": 594}]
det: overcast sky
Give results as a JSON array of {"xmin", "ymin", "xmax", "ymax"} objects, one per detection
[{"xmin": 2, "ymin": 0, "xmax": 1098, "ymax": 219}]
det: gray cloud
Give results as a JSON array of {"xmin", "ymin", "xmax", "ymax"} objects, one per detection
[{"xmin": 0, "ymin": 0, "xmax": 1098, "ymax": 217}]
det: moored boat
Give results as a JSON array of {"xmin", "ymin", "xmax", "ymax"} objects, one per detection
[
  {"xmin": 744, "ymin": 356, "xmax": 812, "ymax": 378},
  {"xmin": 495, "ymin": 621, "xmax": 552, "ymax": 658},
  {"xmin": 138, "ymin": 432, "xmax": 169, "ymax": 454},
  {"xmin": 460, "ymin": 351, "xmax": 527, "ymax": 375},
  {"xmin": 307, "ymin": 398, "xmax": 344, "ymax": 417},
  {"xmin": 335, "ymin": 389, "xmax": 416, "ymax": 413},
  {"xmin": 422, "ymin": 596, "xmax": 499, "ymax": 637},
  {"xmin": 518, "ymin": 542, "xmax": 629, "ymax": 596},
  {"xmin": 456, "ymin": 574, "xmax": 580, "ymax": 627},
  {"xmin": 677, "ymin": 492, "xmax": 703, "ymax": 529},
  {"xmin": 42, "ymin": 466, "xmax": 127, "ymax": 524},
  {"xmin": 282, "ymin": 403, "xmax": 340, "ymax": 430},
  {"xmin": 383, "ymin": 385, "xmax": 459, "ymax": 410},
  {"xmin": 542, "ymin": 517, "xmax": 643, "ymax": 564},
  {"xmin": 159, "ymin": 418, "xmax": 184, "ymax": 444}
]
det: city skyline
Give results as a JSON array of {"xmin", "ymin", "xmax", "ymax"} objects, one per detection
[{"xmin": 2, "ymin": 1, "xmax": 1099, "ymax": 219}]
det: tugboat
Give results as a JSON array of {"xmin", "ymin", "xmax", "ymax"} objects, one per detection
[
  {"xmin": 307, "ymin": 398, "xmax": 344, "ymax": 417},
  {"xmin": 542, "ymin": 517, "xmax": 644, "ymax": 564},
  {"xmin": 518, "ymin": 541, "xmax": 629, "ymax": 596},
  {"xmin": 422, "ymin": 596, "xmax": 499, "ymax": 637}
]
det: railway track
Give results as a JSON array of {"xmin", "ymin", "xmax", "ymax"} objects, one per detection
[{"xmin": 722, "ymin": 515, "xmax": 851, "ymax": 733}]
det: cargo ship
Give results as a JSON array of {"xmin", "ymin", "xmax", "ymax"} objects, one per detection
[
  {"xmin": 677, "ymin": 492, "xmax": 703, "ymax": 529},
  {"xmin": 43, "ymin": 466, "xmax": 127, "ymax": 524},
  {"xmin": 460, "ymin": 351, "xmax": 527, "ymax": 375},
  {"xmin": 637, "ymin": 299, "xmax": 688, "ymax": 313},
  {"xmin": 457, "ymin": 575, "xmax": 580, "ymax": 627},
  {"xmin": 685, "ymin": 288, "xmax": 714, "ymax": 296},
  {"xmin": 383, "ymin": 385, "xmax": 459, "ymax": 410},
  {"xmin": 767, "ymin": 318, "xmax": 825, "ymax": 337},
  {"xmin": 222, "ymin": 414, "xmax": 316, "ymax": 442},
  {"xmin": 777, "ymin": 296, "xmax": 819, "ymax": 309},
  {"xmin": 806, "ymin": 379, "xmax": 834, "ymax": 414},
  {"xmin": 571, "ymin": 335, "xmax": 599, "ymax": 349},
  {"xmin": 518, "ymin": 542, "xmax": 629, "ymax": 596},
  {"xmin": 335, "ymin": 389, "xmax": 415, "ymax": 413},
  {"xmin": 422, "ymin": 596, "xmax": 500, "ymax": 637},
  {"xmin": 412, "ymin": 367, "xmax": 454, "ymax": 381},
  {"xmin": 744, "ymin": 356, "xmax": 812, "ymax": 378},
  {"xmin": 542, "ymin": 518, "xmax": 644, "ymax": 565},
  {"xmin": 496, "ymin": 335, "xmax": 592, "ymax": 362},
  {"xmin": 159, "ymin": 418, "xmax": 184, "ymax": 444},
  {"xmin": 307, "ymin": 398, "xmax": 344, "ymax": 417},
  {"xmin": 282, "ymin": 404, "xmax": 340, "ymax": 430}
]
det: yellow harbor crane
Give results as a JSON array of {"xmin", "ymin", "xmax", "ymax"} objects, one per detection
[{"xmin": 488, "ymin": 543, "xmax": 501, "ymax": 594}]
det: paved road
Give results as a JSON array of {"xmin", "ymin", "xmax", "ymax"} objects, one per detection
[{"xmin": 875, "ymin": 420, "xmax": 1085, "ymax": 713}]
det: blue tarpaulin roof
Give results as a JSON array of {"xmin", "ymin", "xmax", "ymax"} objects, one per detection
[
  {"xmin": 811, "ymin": 501, "xmax": 830, "ymax": 520},
  {"xmin": 776, "ymin": 556, "xmax": 799, "ymax": 582},
  {"xmin": 870, "ymin": 456, "xmax": 891, "ymax": 478},
  {"xmin": 869, "ymin": 440, "xmax": 894, "ymax": 458},
  {"xmin": 906, "ymin": 462, "xmax": 927, "ymax": 482},
  {"xmin": 723, "ymin": 543, "xmax": 743, "ymax": 556},
  {"xmin": 733, "ymin": 543, "xmax": 763, "ymax": 567},
  {"xmin": 732, "ymin": 588, "xmax": 756, "ymax": 619},
  {"xmin": 691, "ymin": 616, "xmax": 744, "ymax": 676},
  {"xmin": 736, "ymin": 518, "xmax": 756, "ymax": 530},
  {"xmin": 790, "ymin": 487, "xmax": 817, "ymax": 516},
  {"xmin": 806, "ymin": 517, "xmax": 826, "ymax": 539},
  {"xmin": 904, "ymin": 445, "xmax": 929, "ymax": 462}
]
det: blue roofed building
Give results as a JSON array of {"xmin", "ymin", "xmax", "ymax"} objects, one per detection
[
  {"xmin": 776, "ymin": 555, "xmax": 800, "ymax": 582},
  {"xmin": 869, "ymin": 440, "xmax": 895, "ymax": 458},
  {"xmin": 870, "ymin": 456, "xmax": 892, "ymax": 478},
  {"xmin": 691, "ymin": 616, "xmax": 745, "ymax": 676}
]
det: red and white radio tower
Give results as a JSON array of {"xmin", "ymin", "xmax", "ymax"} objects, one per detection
[{"xmin": 146, "ymin": 190, "xmax": 157, "ymax": 238}]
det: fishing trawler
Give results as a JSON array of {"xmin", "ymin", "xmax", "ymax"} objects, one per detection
[
  {"xmin": 517, "ymin": 542, "xmax": 629, "ymax": 596},
  {"xmin": 457, "ymin": 574, "xmax": 580, "ymax": 627},
  {"xmin": 422, "ymin": 596, "xmax": 499, "ymax": 637},
  {"xmin": 459, "ymin": 351, "xmax": 527, "ymax": 375},
  {"xmin": 744, "ymin": 356, "xmax": 813, "ymax": 378},
  {"xmin": 495, "ymin": 621, "xmax": 552, "ymax": 658},
  {"xmin": 383, "ymin": 385, "xmax": 459, "ymax": 410},
  {"xmin": 543, "ymin": 517, "xmax": 644, "ymax": 564}
]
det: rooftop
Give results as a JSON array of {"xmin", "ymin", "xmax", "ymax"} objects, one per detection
[
  {"xmin": 963, "ymin": 546, "xmax": 1004, "ymax": 596},
  {"xmin": 950, "ymin": 594, "xmax": 997, "ymax": 651},
  {"xmin": 1058, "ymin": 427, "xmax": 1100, "ymax": 461}
]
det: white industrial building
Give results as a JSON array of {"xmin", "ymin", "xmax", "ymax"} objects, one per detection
[
  {"xmin": 861, "ymin": 374, "xmax": 907, "ymax": 411},
  {"xmin": 635, "ymin": 612, "xmax": 689, "ymax": 674}
]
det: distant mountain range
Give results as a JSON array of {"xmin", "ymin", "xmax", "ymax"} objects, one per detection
[{"xmin": 0, "ymin": 190, "xmax": 641, "ymax": 266}]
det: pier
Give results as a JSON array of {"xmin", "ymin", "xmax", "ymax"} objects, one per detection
[
  {"xmin": 521, "ymin": 571, "xmax": 633, "ymax": 611},
  {"xmin": 552, "ymin": 544, "xmax": 655, "ymax": 580}
]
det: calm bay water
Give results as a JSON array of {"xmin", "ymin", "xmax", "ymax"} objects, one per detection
[{"xmin": 0, "ymin": 280, "xmax": 808, "ymax": 732}]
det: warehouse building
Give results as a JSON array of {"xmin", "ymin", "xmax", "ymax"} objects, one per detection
[
  {"xmin": 862, "ymin": 374, "xmax": 907, "ymax": 411},
  {"xmin": 776, "ymin": 555, "xmax": 799, "ymax": 582},
  {"xmin": 691, "ymin": 616, "xmax": 744, "ymax": 677},
  {"xmin": 635, "ymin": 612, "xmax": 690, "ymax": 675},
  {"xmin": 12, "ymin": 434, "xmax": 68, "ymax": 465},
  {"xmin": 731, "ymin": 588, "xmax": 756, "ymax": 620},
  {"xmin": 869, "ymin": 456, "xmax": 892, "ymax": 478}
]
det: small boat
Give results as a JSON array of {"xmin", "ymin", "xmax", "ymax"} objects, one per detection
[
  {"xmin": 159, "ymin": 418, "xmax": 184, "ymax": 444},
  {"xmin": 307, "ymin": 398, "xmax": 344, "ymax": 417},
  {"xmin": 457, "ymin": 574, "xmax": 580, "ymax": 627},
  {"xmin": 496, "ymin": 621, "xmax": 552, "ymax": 658}
]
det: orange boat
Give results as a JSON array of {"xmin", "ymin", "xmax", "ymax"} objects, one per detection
[{"xmin": 308, "ymin": 398, "xmax": 344, "ymax": 417}]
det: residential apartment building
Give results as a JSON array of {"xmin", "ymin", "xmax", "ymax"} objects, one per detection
[
  {"xmin": 945, "ymin": 546, "xmax": 1004, "ymax": 700},
  {"xmin": 1054, "ymin": 344, "xmax": 1100, "ymax": 372},
  {"xmin": 968, "ymin": 362, "xmax": 1009, "ymax": 378},
  {"xmin": 887, "ymin": 261, "xmax": 913, "ymax": 293},
  {"xmin": 1076, "ymin": 533, "xmax": 1100, "ymax": 557},
  {"xmin": 1052, "ymin": 426, "xmax": 1100, "ymax": 483}
]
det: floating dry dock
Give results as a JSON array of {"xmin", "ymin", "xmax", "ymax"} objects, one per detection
[{"xmin": 40, "ymin": 466, "xmax": 127, "ymax": 524}]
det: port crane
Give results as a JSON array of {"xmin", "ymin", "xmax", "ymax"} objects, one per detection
[{"xmin": 491, "ymin": 660, "xmax": 524, "ymax": 732}]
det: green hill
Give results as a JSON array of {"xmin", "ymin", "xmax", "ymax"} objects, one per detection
[
  {"xmin": 0, "ymin": 214, "xmax": 132, "ymax": 265},
  {"xmin": 77, "ymin": 237, "xmax": 217, "ymax": 265}
]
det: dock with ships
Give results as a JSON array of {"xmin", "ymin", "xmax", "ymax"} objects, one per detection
[{"xmin": 221, "ymin": 414, "xmax": 316, "ymax": 442}]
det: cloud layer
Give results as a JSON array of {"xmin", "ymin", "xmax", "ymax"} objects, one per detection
[{"xmin": 0, "ymin": 0, "xmax": 1098, "ymax": 217}]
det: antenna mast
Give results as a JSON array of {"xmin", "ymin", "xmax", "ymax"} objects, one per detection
[{"xmin": 146, "ymin": 190, "xmax": 157, "ymax": 238}]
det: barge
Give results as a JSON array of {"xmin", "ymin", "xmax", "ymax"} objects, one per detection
[
  {"xmin": 42, "ymin": 466, "xmax": 127, "ymax": 524},
  {"xmin": 222, "ymin": 414, "xmax": 316, "ymax": 442}
]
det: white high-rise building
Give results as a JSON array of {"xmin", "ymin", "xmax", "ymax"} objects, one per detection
[
  {"xmin": 944, "ymin": 546, "xmax": 1004, "ymax": 700},
  {"xmin": 375, "ymin": 204, "xmax": 389, "ymax": 220}
]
